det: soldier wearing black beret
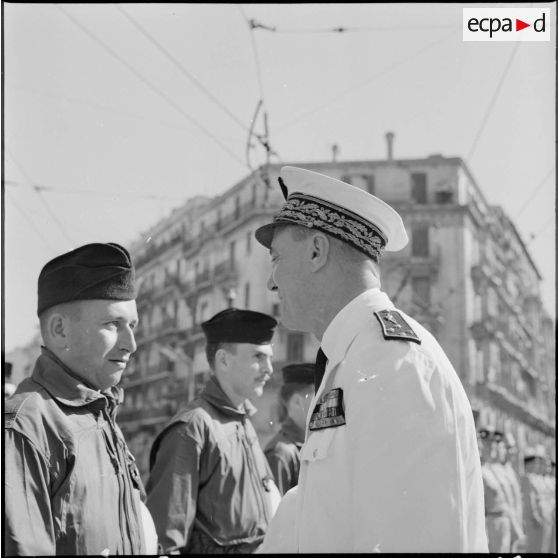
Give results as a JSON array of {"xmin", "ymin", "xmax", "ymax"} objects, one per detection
[
  {"xmin": 146, "ymin": 307, "xmax": 280, "ymax": 554},
  {"xmin": 264, "ymin": 363, "xmax": 315, "ymax": 495},
  {"xmin": 4, "ymin": 243, "xmax": 157, "ymax": 555}
]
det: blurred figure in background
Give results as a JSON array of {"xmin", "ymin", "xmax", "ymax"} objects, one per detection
[
  {"xmin": 490, "ymin": 431, "xmax": 525, "ymax": 552},
  {"xmin": 521, "ymin": 447, "xmax": 545, "ymax": 552},
  {"xmin": 535, "ymin": 446, "xmax": 554, "ymax": 553},
  {"xmin": 264, "ymin": 363, "xmax": 314, "ymax": 495},
  {"xmin": 479, "ymin": 426, "xmax": 513, "ymax": 553},
  {"xmin": 146, "ymin": 308, "xmax": 281, "ymax": 554}
]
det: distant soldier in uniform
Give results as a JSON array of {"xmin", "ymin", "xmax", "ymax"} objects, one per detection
[
  {"xmin": 4, "ymin": 243, "xmax": 155, "ymax": 555},
  {"xmin": 254, "ymin": 166, "xmax": 488, "ymax": 552},
  {"xmin": 534, "ymin": 446, "xmax": 554, "ymax": 553},
  {"xmin": 146, "ymin": 308, "xmax": 281, "ymax": 554},
  {"xmin": 521, "ymin": 447, "xmax": 545, "ymax": 552},
  {"xmin": 490, "ymin": 430, "xmax": 525, "ymax": 551},
  {"xmin": 479, "ymin": 426, "xmax": 513, "ymax": 552},
  {"xmin": 264, "ymin": 363, "xmax": 315, "ymax": 494}
]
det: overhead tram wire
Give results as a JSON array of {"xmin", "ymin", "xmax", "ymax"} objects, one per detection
[
  {"xmin": 274, "ymin": 31, "xmax": 454, "ymax": 134},
  {"xmin": 5, "ymin": 180, "xmax": 190, "ymax": 201},
  {"xmin": 6, "ymin": 151, "xmax": 75, "ymax": 247},
  {"xmin": 56, "ymin": 5, "xmax": 246, "ymax": 169},
  {"xmin": 115, "ymin": 5, "xmax": 250, "ymax": 135},
  {"xmin": 5, "ymin": 191, "xmax": 58, "ymax": 254},
  {"xmin": 238, "ymin": 6, "xmax": 283, "ymax": 186},
  {"xmin": 466, "ymin": 41, "xmax": 521, "ymax": 163},
  {"xmin": 247, "ymin": 19, "xmax": 460, "ymax": 34},
  {"xmin": 514, "ymin": 167, "xmax": 555, "ymax": 220}
]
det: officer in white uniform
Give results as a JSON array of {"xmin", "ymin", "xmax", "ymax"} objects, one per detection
[{"xmin": 254, "ymin": 166, "xmax": 488, "ymax": 553}]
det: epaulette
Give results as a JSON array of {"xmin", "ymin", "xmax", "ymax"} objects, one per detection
[{"xmin": 374, "ymin": 309, "xmax": 421, "ymax": 345}]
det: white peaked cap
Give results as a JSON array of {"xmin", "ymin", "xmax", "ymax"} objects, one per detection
[{"xmin": 255, "ymin": 166, "xmax": 408, "ymax": 260}]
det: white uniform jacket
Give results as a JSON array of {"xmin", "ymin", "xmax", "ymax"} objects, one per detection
[{"xmin": 260, "ymin": 288, "xmax": 488, "ymax": 553}]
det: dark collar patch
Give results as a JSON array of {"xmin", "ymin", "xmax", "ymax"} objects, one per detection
[
  {"xmin": 374, "ymin": 309, "xmax": 421, "ymax": 344},
  {"xmin": 309, "ymin": 387, "xmax": 346, "ymax": 431}
]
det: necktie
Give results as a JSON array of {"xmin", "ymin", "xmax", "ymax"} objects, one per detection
[{"xmin": 314, "ymin": 348, "xmax": 328, "ymax": 393}]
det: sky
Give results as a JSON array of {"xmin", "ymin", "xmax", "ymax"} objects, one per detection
[{"xmin": 2, "ymin": 2, "xmax": 556, "ymax": 354}]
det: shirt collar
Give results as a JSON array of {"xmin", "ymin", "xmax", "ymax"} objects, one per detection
[
  {"xmin": 201, "ymin": 375, "xmax": 257, "ymax": 418},
  {"xmin": 321, "ymin": 288, "xmax": 394, "ymax": 369},
  {"xmin": 32, "ymin": 347, "xmax": 116, "ymax": 409}
]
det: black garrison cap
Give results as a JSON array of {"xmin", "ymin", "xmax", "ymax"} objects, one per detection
[
  {"xmin": 202, "ymin": 307, "xmax": 277, "ymax": 344},
  {"xmin": 282, "ymin": 363, "xmax": 315, "ymax": 385},
  {"xmin": 37, "ymin": 243, "xmax": 136, "ymax": 315}
]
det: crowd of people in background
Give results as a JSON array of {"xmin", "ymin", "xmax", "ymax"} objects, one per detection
[{"xmin": 474, "ymin": 415, "xmax": 555, "ymax": 554}]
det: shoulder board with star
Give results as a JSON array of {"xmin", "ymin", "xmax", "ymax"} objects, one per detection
[{"xmin": 374, "ymin": 309, "xmax": 421, "ymax": 345}]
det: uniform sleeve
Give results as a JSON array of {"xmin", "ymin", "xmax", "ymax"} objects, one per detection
[
  {"xmin": 258, "ymin": 486, "xmax": 299, "ymax": 553},
  {"xmin": 145, "ymin": 424, "xmax": 201, "ymax": 554},
  {"xmin": 4, "ymin": 429, "xmax": 55, "ymax": 556}
]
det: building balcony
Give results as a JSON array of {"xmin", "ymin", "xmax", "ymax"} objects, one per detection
[{"xmin": 480, "ymin": 382, "xmax": 555, "ymax": 436}]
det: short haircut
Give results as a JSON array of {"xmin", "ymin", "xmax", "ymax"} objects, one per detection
[{"xmin": 205, "ymin": 342, "xmax": 238, "ymax": 370}]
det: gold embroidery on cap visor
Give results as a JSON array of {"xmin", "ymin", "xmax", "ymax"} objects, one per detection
[{"xmin": 272, "ymin": 193, "xmax": 387, "ymax": 261}]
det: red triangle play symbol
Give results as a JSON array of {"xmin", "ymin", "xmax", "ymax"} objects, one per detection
[{"xmin": 516, "ymin": 19, "xmax": 530, "ymax": 31}]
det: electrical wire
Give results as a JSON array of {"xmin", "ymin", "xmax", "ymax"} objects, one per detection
[
  {"xmin": 115, "ymin": 5, "xmax": 251, "ymax": 134},
  {"xmin": 527, "ymin": 216, "xmax": 554, "ymax": 246},
  {"xmin": 248, "ymin": 19, "xmax": 460, "ymax": 34},
  {"xmin": 56, "ymin": 5, "xmax": 246, "ymax": 168},
  {"xmin": 274, "ymin": 31, "xmax": 453, "ymax": 134},
  {"xmin": 6, "ymin": 151, "xmax": 75, "ymax": 246},
  {"xmin": 514, "ymin": 167, "xmax": 555, "ymax": 220},
  {"xmin": 4, "ymin": 191, "xmax": 58, "ymax": 253},
  {"xmin": 466, "ymin": 41, "xmax": 521, "ymax": 163},
  {"xmin": 5, "ymin": 180, "xmax": 189, "ymax": 201}
]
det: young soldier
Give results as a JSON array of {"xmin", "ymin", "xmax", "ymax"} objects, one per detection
[{"xmin": 146, "ymin": 308, "xmax": 281, "ymax": 553}]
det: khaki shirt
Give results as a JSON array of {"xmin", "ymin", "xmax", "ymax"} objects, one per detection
[
  {"xmin": 4, "ymin": 348, "xmax": 146, "ymax": 556},
  {"xmin": 146, "ymin": 376, "xmax": 278, "ymax": 553}
]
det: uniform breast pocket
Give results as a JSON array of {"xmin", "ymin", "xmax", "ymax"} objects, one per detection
[{"xmin": 300, "ymin": 428, "xmax": 335, "ymax": 463}]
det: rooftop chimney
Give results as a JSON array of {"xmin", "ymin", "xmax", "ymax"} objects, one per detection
[{"xmin": 385, "ymin": 131, "xmax": 394, "ymax": 161}]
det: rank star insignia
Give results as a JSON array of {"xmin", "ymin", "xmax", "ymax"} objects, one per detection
[
  {"xmin": 374, "ymin": 309, "xmax": 421, "ymax": 344},
  {"xmin": 309, "ymin": 388, "xmax": 346, "ymax": 431}
]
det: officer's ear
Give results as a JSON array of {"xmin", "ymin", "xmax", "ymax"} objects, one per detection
[{"xmin": 308, "ymin": 232, "xmax": 330, "ymax": 272}]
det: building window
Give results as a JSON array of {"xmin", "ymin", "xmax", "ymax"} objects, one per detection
[
  {"xmin": 287, "ymin": 333, "xmax": 304, "ymax": 362},
  {"xmin": 411, "ymin": 224, "xmax": 430, "ymax": 257},
  {"xmin": 235, "ymin": 196, "xmax": 241, "ymax": 220},
  {"xmin": 216, "ymin": 209, "xmax": 222, "ymax": 230},
  {"xmin": 412, "ymin": 276, "xmax": 431, "ymax": 307},
  {"xmin": 244, "ymin": 282, "xmax": 250, "ymax": 308},
  {"xmin": 229, "ymin": 241, "xmax": 236, "ymax": 266},
  {"xmin": 411, "ymin": 173, "xmax": 427, "ymax": 204},
  {"xmin": 251, "ymin": 182, "xmax": 257, "ymax": 206},
  {"xmin": 341, "ymin": 175, "xmax": 353, "ymax": 185},
  {"xmin": 246, "ymin": 231, "xmax": 252, "ymax": 255}
]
